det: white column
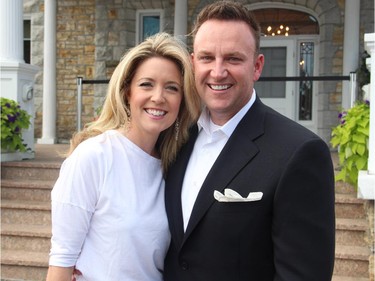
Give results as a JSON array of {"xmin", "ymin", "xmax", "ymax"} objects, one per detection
[
  {"xmin": 0, "ymin": 0, "xmax": 39, "ymax": 160},
  {"xmin": 174, "ymin": 0, "xmax": 188, "ymax": 43},
  {"xmin": 342, "ymin": 0, "xmax": 360, "ymax": 109},
  {"xmin": 38, "ymin": 0, "xmax": 57, "ymax": 144},
  {"xmin": 358, "ymin": 33, "xmax": 375, "ymax": 200},
  {"xmin": 366, "ymin": 35, "xmax": 375, "ymax": 174},
  {"xmin": 0, "ymin": 0, "xmax": 24, "ymax": 63}
]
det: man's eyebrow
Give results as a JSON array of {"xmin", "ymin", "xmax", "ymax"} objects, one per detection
[
  {"xmin": 195, "ymin": 50, "xmax": 212, "ymax": 56},
  {"xmin": 226, "ymin": 51, "xmax": 243, "ymax": 56},
  {"xmin": 197, "ymin": 50, "xmax": 244, "ymax": 56}
]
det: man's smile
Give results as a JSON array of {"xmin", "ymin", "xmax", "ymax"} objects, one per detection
[{"xmin": 208, "ymin": 84, "xmax": 232, "ymax": 91}]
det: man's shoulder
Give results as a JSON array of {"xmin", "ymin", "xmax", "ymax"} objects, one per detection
[{"xmin": 252, "ymin": 102, "xmax": 321, "ymax": 143}]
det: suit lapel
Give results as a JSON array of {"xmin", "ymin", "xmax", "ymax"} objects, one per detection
[{"xmin": 182, "ymin": 98, "xmax": 267, "ymax": 244}]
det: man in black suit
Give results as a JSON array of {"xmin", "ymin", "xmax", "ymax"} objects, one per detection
[{"xmin": 164, "ymin": 1, "xmax": 335, "ymax": 280}]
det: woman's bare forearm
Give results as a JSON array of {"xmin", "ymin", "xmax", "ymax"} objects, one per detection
[{"xmin": 46, "ymin": 265, "xmax": 75, "ymax": 281}]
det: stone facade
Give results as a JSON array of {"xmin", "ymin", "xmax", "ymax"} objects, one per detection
[
  {"xmin": 24, "ymin": 0, "xmax": 374, "ymax": 143},
  {"xmin": 24, "ymin": 0, "xmax": 96, "ymax": 141}
]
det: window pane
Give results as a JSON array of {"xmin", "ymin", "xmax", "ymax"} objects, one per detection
[
  {"xmin": 255, "ymin": 47, "xmax": 286, "ymax": 98},
  {"xmin": 24, "ymin": 20, "xmax": 31, "ymax": 38},
  {"xmin": 142, "ymin": 16, "xmax": 160, "ymax": 40},
  {"xmin": 24, "ymin": 40, "xmax": 30, "ymax": 64},
  {"xmin": 24, "ymin": 20, "xmax": 31, "ymax": 63},
  {"xmin": 299, "ymin": 42, "xmax": 314, "ymax": 121}
]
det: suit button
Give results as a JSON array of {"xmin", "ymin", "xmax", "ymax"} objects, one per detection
[{"xmin": 180, "ymin": 261, "xmax": 189, "ymax": 270}]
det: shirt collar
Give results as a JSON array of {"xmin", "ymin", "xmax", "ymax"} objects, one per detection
[{"xmin": 197, "ymin": 90, "xmax": 257, "ymax": 137}]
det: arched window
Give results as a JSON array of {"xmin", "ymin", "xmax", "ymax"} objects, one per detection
[{"xmin": 253, "ymin": 9, "xmax": 319, "ymax": 37}]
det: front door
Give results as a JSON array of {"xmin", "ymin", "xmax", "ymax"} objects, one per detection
[{"xmin": 255, "ymin": 39, "xmax": 296, "ymax": 120}]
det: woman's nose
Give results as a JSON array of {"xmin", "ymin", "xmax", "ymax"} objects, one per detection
[{"xmin": 151, "ymin": 88, "xmax": 165, "ymax": 103}]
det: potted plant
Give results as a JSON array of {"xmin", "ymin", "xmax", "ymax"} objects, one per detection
[
  {"xmin": 330, "ymin": 101, "xmax": 370, "ymax": 186},
  {"xmin": 1, "ymin": 97, "xmax": 31, "ymax": 161}
]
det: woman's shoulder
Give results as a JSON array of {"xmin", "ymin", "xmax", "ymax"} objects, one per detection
[
  {"xmin": 70, "ymin": 130, "xmax": 121, "ymax": 163},
  {"xmin": 79, "ymin": 130, "xmax": 120, "ymax": 147}
]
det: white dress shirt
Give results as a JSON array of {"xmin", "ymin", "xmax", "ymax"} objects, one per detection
[{"xmin": 181, "ymin": 91, "xmax": 256, "ymax": 231}]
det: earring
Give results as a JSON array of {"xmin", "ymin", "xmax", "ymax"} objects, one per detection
[
  {"xmin": 123, "ymin": 106, "xmax": 132, "ymax": 133},
  {"xmin": 174, "ymin": 119, "xmax": 180, "ymax": 142},
  {"xmin": 124, "ymin": 106, "xmax": 131, "ymax": 123}
]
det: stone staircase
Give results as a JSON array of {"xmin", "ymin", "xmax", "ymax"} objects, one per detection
[
  {"xmin": 332, "ymin": 180, "xmax": 374, "ymax": 281},
  {"xmin": 1, "ymin": 147, "xmax": 374, "ymax": 281},
  {"xmin": 1, "ymin": 145, "xmax": 66, "ymax": 281}
]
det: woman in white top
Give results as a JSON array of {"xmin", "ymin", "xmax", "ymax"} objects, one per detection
[{"xmin": 46, "ymin": 32, "xmax": 201, "ymax": 281}]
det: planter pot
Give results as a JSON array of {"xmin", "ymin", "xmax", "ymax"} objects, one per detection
[
  {"xmin": 362, "ymin": 84, "xmax": 371, "ymax": 102},
  {"xmin": 1, "ymin": 150, "xmax": 23, "ymax": 162}
]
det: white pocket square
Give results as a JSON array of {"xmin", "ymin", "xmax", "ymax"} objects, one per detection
[{"xmin": 214, "ymin": 188, "xmax": 263, "ymax": 202}]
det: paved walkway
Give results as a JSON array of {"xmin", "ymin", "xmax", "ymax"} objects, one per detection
[{"xmin": 32, "ymin": 143, "xmax": 70, "ymax": 162}]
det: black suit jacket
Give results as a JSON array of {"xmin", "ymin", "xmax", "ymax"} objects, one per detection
[{"xmin": 164, "ymin": 97, "xmax": 335, "ymax": 281}]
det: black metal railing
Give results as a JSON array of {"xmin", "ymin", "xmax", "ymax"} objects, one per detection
[
  {"xmin": 76, "ymin": 73, "xmax": 356, "ymax": 130},
  {"xmin": 259, "ymin": 75, "xmax": 350, "ymax": 81}
]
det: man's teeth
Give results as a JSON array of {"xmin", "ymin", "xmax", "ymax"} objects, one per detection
[
  {"xmin": 146, "ymin": 109, "xmax": 166, "ymax": 116},
  {"xmin": 210, "ymin": 84, "xmax": 230, "ymax": 90}
]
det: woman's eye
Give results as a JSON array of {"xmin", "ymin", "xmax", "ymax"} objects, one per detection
[
  {"xmin": 139, "ymin": 82, "xmax": 152, "ymax": 88},
  {"xmin": 166, "ymin": 85, "xmax": 180, "ymax": 92}
]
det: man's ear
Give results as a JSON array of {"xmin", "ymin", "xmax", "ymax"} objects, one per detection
[{"xmin": 253, "ymin": 54, "xmax": 265, "ymax": 82}]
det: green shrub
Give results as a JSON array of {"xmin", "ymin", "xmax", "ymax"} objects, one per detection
[{"xmin": 330, "ymin": 101, "xmax": 370, "ymax": 186}]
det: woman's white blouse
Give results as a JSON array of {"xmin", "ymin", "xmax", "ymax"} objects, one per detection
[{"xmin": 49, "ymin": 130, "xmax": 171, "ymax": 281}]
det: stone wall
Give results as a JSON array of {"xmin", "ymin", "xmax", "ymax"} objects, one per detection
[
  {"xmin": 56, "ymin": 0, "xmax": 96, "ymax": 141},
  {"xmin": 24, "ymin": 0, "xmax": 96, "ymax": 141}
]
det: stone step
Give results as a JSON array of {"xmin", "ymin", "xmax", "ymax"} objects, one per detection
[
  {"xmin": 1, "ymin": 149, "xmax": 372, "ymax": 281},
  {"xmin": 335, "ymin": 193, "xmax": 367, "ymax": 219},
  {"xmin": 1, "ymin": 179, "xmax": 54, "ymax": 202},
  {"xmin": 334, "ymin": 245, "xmax": 371, "ymax": 278},
  {"xmin": 1, "ymin": 223, "xmax": 51, "ymax": 252},
  {"xmin": 335, "ymin": 218, "xmax": 369, "ymax": 247},
  {"xmin": 331, "ymin": 276, "xmax": 369, "ymax": 281},
  {"xmin": 1, "ymin": 250, "xmax": 48, "ymax": 281},
  {"xmin": 334, "ymin": 179, "xmax": 357, "ymax": 195},
  {"xmin": 1, "ymin": 200, "xmax": 51, "ymax": 225},
  {"xmin": 1, "ymin": 161, "xmax": 61, "ymax": 181}
]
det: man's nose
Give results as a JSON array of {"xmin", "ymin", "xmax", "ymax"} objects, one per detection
[{"xmin": 211, "ymin": 60, "xmax": 228, "ymax": 80}]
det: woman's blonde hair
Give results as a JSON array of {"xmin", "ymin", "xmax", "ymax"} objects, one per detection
[{"xmin": 69, "ymin": 32, "xmax": 201, "ymax": 173}]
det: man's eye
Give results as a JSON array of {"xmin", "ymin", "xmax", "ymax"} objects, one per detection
[
  {"xmin": 228, "ymin": 57, "xmax": 241, "ymax": 62},
  {"xmin": 199, "ymin": 56, "xmax": 213, "ymax": 61}
]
